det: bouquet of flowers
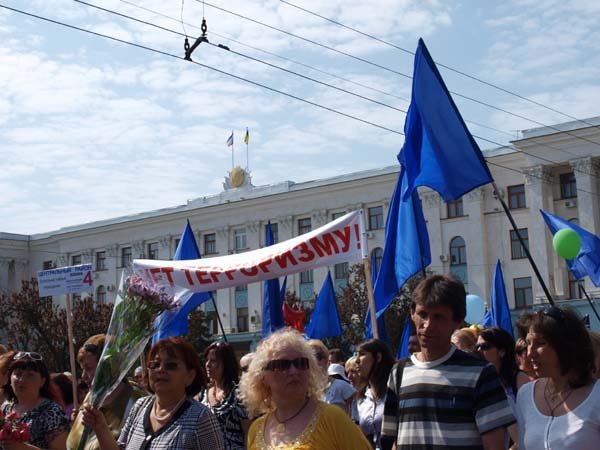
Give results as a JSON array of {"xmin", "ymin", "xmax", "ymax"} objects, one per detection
[
  {"xmin": 0, "ymin": 411, "xmax": 30, "ymax": 442},
  {"xmin": 76, "ymin": 272, "xmax": 178, "ymax": 450}
]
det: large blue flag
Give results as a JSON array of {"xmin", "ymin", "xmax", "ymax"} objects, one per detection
[
  {"xmin": 262, "ymin": 222, "xmax": 285, "ymax": 337},
  {"xmin": 481, "ymin": 260, "xmax": 513, "ymax": 336},
  {"xmin": 373, "ymin": 168, "xmax": 431, "ymax": 321},
  {"xmin": 541, "ymin": 210, "xmax": 600, "ymax": 286},
  {"xmin": 152, "ymin": 221, "xmax": 212, "ymax": 343},
  {"xmin": 305, "ymin": 272, "xmax": 342, "ymax": 339},
  {"xmin": 365, "ymin": 249, "xmax": 389, "ymax": 343},
  {"xmin": 397, "ymin": 316, "xmax": 412, "ymax": 359},
  {"xmin": 399, "ymin": 39, "xmax": 493, "ymax": 201}
]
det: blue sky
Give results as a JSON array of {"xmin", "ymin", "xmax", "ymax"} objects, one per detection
[{"xmin": 1, "ymin": 0, "xmax": 600, "ymax": 234}]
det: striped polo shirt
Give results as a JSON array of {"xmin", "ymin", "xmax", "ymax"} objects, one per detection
[{"xmin": 381, "ymin": 346, "xmax": 515, "ymax": 450}]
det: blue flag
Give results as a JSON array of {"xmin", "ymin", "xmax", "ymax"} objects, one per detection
[
  {"xmin": 481, "ymin": 260, "xmax": 513, "ymax": 336},
  {"xmin": 364, "ymin": 249, "xmax": 389, "ymax": 344},
  {"xmin": 399, "ymin": 39, "xmax": 493, "ymax": 201},
  {"xmin": 152, "ymin": 221, "xmax": 212, "ymax": 343},
  {"xmin": 373, "ymin": 168, "xmax": 431, "ymax": 321},
  {"xmin": 305, "ymin": 273, "xmax": 342, "ymax": 339},
  {"xmin": 262, "ymin": 222, "xmax": 285, "ymax": 337},
  {"xmin": 541, "ymin": 210, "xmax": 600, "ymax": 286},
  {"xmin": 397, "ymin": 316, "xmax": 412, "ymax": 359}
]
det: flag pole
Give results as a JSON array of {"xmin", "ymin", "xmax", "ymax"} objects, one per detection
[
  {"xmin": 492, "ymin": 182, "xmax": 555, "ymax": 305},
  {"xmin": 359, "ymin": 209, "xmax": 379, "ymax": 338},
  {"xmin": 65, "ymin": 293, "xmax": 79, "ymax": 412},
  {"xmin": 245, "ymin": 128, "xmax": 249, "ymax": 172},
  {"xmin": 580, "ymin": 285, "xmax": 600, "ymax": 323},
  {"xmin": 210, "ymin": 293, "xmax": 228, "ymax": 342},
  {"xmin": 231, "ymin": 130, "xmax": 234, "ymax": 170}
]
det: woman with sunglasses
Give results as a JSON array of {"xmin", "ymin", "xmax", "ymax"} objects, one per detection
[
  {"xmin": 239, "ymin": 328, "xmax": 371, "ymax": 450},
  {"xmin": 1, "ymin": 351, "xmax": 70, "ymax": 450},
  {"xmin": 198, "ymin": 342, "xmax": 249, "ymax": 450},
  {"xmin": 516, "ymin": 306, "xmax": 600, "ymax": 450},
  {"xmin": 81, "ymin": 337, "xmax": 224, "ymax": 449},
  {"xmin": 354, "ymin": 339, "xmax": 395, "ymax": 450},
  {"xmin": 67, "ymin": 334, "xmax": 147, "ymax": 450}
]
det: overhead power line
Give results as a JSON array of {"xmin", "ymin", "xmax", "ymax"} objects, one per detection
[
  {"xmin": 3, "ymin": 3, "xmax": 600, "ymax": 200},
  {"xmin": 199, "ymin": 0, "xmax": 600, "ymax": 150},
  {"xmin": 279, "ymin": 0, "xmax": 600, "ymax": 132}
]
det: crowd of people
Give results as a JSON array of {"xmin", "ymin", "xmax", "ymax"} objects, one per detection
[{"xmin": 0, "ymin": 273, "xmax": 599, "ymax": 449}]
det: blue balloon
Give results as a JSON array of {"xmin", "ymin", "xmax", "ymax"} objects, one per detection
[{"xmin": 465, "ymin": 294, "xmax": 486, "ymax": 324}]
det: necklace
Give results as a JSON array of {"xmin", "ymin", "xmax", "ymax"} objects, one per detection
[
  {"xmin": 543, "ymin": 380, "xmax": 574, "ymax": 417},
  {"xmin": 273, "ymin": 398, "xmax": 310, "ymax": 434},
  {"xmin": 153, "ymin": 396, "xmax": 187, "ymax": 422}
]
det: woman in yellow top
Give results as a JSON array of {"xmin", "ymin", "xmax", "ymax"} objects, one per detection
[{"xmin": 238, "ymin": 328, "xmax": 371, "ymax": 450}]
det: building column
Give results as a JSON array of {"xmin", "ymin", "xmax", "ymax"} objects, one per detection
[
  {"xmin": 215, "ymin": 227, "xmax": 232, "ymax": 331},
  {"xmin": 311, "ymin": 209, "xmax": 329, "ymax": 295},
  {"xmin": 421, "ymin": 191, "xmax": 443, "ymax": 274},
  {"xmin": 524, "ymin": 165, "xmax": 556, "ymax": 303},
  {"xmin": 464, "ymin": 187, "xmax": 490, "ymax": 301},
  {"xmin": 246, "ymin": 221, "xmax": 262, "ymax": 333},
  {"xmin": 0, "ymin": 258, "xmax": 11, "ymax": 293}
]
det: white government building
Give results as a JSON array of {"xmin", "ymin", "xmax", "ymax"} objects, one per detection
[{"xmin": 2, "ymin": 117, "xmax": 600, "ymax": 350}]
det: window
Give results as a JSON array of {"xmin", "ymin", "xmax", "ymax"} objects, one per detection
[
  {"xmin": 147, "ymin": 242, "xmax": 159, "ymax": 260},
  {"xmin": 508, "ymin": 184, "xmax": 526, "ymax": 209},
  {"xmin": 449, "ymin": 237, "xmax": 467, "ymax": 265},
  {"xmin": 42, "ymin": 260, "xmax": 54, "ymax": 270},
  {"xmin": 235, "ymin": 284, "xmax": 248, "ymax": 292},
  {"xmin": 514, "ymin": 277, "xmax": 533, "ymax": 308},
  {"xmin": 560, "ymin": 172, "xmax": 577, "ymax": 199},
  {"xmin": 96, "ymin": 285, "xmax": 106, "ymax": 303},
  {"xmin": 371, "ymin": 247, "xmax": 383, "ymax": 270},
  {"xmin": 568, "ymin": 274, "xmax": 585, "ymax": 300},
  {"xmin": 96, "ymin": 251, "xmax": 106, "ymax": 270},
  {"xmin": 447, "ymin": 198, "xmax": 464, "ymax": 218},
  {"xmin": 174, "ymin": 238, "xmax": 181, "ymax": 251},
  {"xmin": 332, "ymin": 211, "xmax": 346, "ymax": 220},
  {"xmin": 265, "ymin": 223, "xmax": 279, "ymax": 244},
  {"xmin": 510, "ymin": 228, "xmax": 529, "ymax": 259},
  {"xmin": 121, "ymin": 247, "xmax": 132, "ymax": 267},
  {"xmin": 300, "ymin": 270, "xmax": 313, "ymax": 283},
  {"xmin": 237, "ymin": 307, "xmax": 249, "ymax": 333},
  {"xmin": 298, "ymin": 218, "xmax": 312, "ymax": 235},
  {"xmin": 234, "ymin": 229, "xmax": 247, "ymax": 250},
  {"xmin": 71, "ymin": 254, "xmax": 82, "ymax": 265},
  {"xmin": 334, "ymin": 263, "xmax": 349, "ymax": 280},
  {"xmin": 204, "ymin": 233, "xmax": 216, "ymax": 255},
  {"xmin": 368, "ymin": 206, "xmax": 384, "ymax": 230}
]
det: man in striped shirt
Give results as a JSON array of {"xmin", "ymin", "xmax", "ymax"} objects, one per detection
[{"xmin": 381, "ymin": 275, "xmax": 515, "ymax": 450}]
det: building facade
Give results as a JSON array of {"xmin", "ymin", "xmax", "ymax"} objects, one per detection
[{"xmin": 2, "ymin": 117, "xmax": 600, "ymax": 349}]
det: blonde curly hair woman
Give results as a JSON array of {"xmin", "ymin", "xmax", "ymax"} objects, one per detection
[{"xmin": 238, "ymin": 328, "xmax": 371, "ymax": 450}]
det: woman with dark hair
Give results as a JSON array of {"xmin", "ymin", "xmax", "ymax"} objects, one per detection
[
  {"xmin": 477, "ymin": 327, "xmax": 530, "ymax": 398},
  {"xmin": 1, "ymin": 352, "xmax": 70, "ymax": 449},
  {"xmin": 0, "ymin": 350, "xmax": 15, "ymax": 405},
  {"xmin": 517, "ymin": 306, "xmax": 600, "ymax": 450},
  {"xmin": 51, "ymin": 373, "xmax": 75, "ymax": 417},
  {"xmin": 198, "ymin": 342, "xmax": 249, "ymax": 450},
  {"xmin": 82, "ymin": 337, "xmax": 224, "ymax": 449},
  {"xmin": 355, "ymin": 339, "xmax": 395, "ymax": 450},
  {"xmin": 67, "ymin": 334, "xmax": 146, "ymax": 450}
]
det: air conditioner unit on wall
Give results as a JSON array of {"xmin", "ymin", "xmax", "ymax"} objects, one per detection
[
  {"xmin": 565, "ymin": 199, "xmax": 577, "ymax": 208},
  {"xmin": 440, "ymin": 255, "xmax": 449, "ymax": 262}
]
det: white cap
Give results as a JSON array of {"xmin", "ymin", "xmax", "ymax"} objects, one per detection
[{"xmin": 327, "ymin": 363, "xmax": 349, "ymax": 381}]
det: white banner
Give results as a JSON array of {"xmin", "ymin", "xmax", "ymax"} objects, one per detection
[
  {"xmin": 38, "ymin": 264, "xmax": 93, "ymax": 296},
  {"xmin": 133, "ymin": 210, "xmax": 366, "ymax": 293}
]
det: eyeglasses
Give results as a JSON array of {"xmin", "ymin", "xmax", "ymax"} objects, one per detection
[
  {"xmin": 14, "ymin": 352, "xmax": 43, "ymax": 361},
  {"xmin": 83, "ymin": 343, "xmax": 100, "ymax": 354},
  {"xmin": 147, "ymin": 361, "xmax": 180, "ymax": 372},
  {"xmin": 264, "ymin": 357, "xmax": 309, "ymax": 372},
  {"xmin": 475, "ymin": 342, "xmax": 493, "ymax": 352}
]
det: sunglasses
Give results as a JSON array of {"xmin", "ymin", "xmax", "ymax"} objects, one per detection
[
  {"xmin": 147, "ymin": 361, "xmax": 180, "ymax": 372},
  {"xmin": 264, "ymin": 357, "xmax": 309, "ymax": 372},
  {"xmin": 475, "ymin": 342, "xmax": 494, "ymax": 352},
  {"xmin": 83, "ymin": 343, "xmax": 101, "ymax": 354},
  {"xmin": 14, "ymin": 352, "xmax": 43, "ymax": 361},
  {"xmin": 541, "ymin": 306, "xmax": 566, "ymax": 323}
]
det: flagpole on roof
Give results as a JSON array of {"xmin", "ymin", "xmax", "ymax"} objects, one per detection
[
  {"xmin": 231, "ymin": 130, "xmax": 234, "ymax": 170},
  {"xmin": 492, "ymin": 182, "xmax": 555, "ymax": 305},
  {"xmin": 245, "ymin": 127, "xmax": 249, "ymax": 172}
]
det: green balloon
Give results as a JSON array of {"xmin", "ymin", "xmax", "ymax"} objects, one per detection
[{"xmin": 552, "ymin": 228, "xmax": 581, "ymax": 259}]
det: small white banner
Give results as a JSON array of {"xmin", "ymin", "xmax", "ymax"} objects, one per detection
[
  {"xmin": 38, "ymin": 264, "xmax": 94, "ymax": 296},
  {"xmin": 133, "ymin": 210, "xmax": 366, "ymax": 293}
]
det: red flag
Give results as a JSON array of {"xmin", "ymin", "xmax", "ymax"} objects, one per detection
[{"xmin": 282, "ymin": 302, "xmax": 305, "ymax": 332}]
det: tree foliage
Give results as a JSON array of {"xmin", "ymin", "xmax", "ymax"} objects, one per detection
[{"xmin": 0, "ymin": 279, "xmax": 113, "ymax": 373}]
